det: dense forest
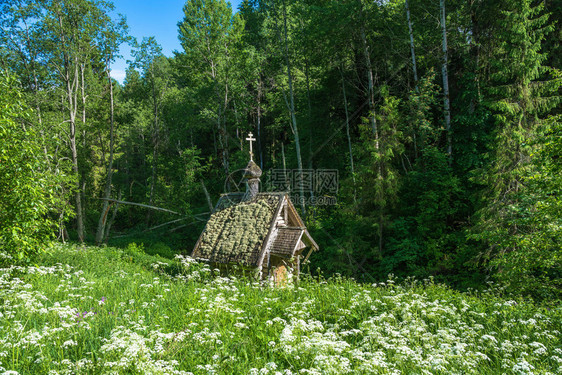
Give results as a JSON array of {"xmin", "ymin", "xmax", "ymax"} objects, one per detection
[{"xmin": 1, "ymin": 0, "xmax": 560, "ymax": 299}]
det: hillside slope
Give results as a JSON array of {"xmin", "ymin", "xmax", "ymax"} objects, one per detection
[{"xmin": 0, "ymin": 244, "xmax": 560, "ymax": 374}]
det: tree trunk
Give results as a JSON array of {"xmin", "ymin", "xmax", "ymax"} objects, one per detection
[
  {"xmin": 281, "ymin": 141, "xmax": 288, "ymax": 190},
  {"xmin": 304, "ymin": 57, "xmax": 315, "ymax": 216},
  {"xmin": 469, "ymin": 0, "xmax": 481, "ymax": 108},
  {"xmin": 80, "ymin": 63, "xmax": 86, "ymax": 127},
  {"xmin": 68, "ymin": 66, "xmax": 83, "ymax": 241},
  {"xmin": 57, "ymin": 11, "xmax": 84, "ymax": 242},
  {"xmin": 210, "ymin": 58, "xmax": 230, "ymax": 178},
  {"xmin": 440, "ymin": 0, "xmax": 452, "ymax": 161},
  {"xmin": 360, "ymin": 19, "xmax": 379, "ymax": 147},
  {"xmin": 201, "ymin": 180, "xmax": 214, "ymax": 212},
  {"xmin": 147, "ymin": 67, "xmax": 159, "ymax": 226},
  {"xmin": 69, "ymin": 92, "xmax": 84, "ymax": 242},
  {"xmin": 104, "ymin": 190, "xmax": 122, "ymax": 243},
  {"xmin": 359, "ymin": 2, "xmax": 382, "ymax": 257},
  {"xmin": 304, "ymin": 57, "xmax": 313, "ymax": 168},
  {"xmin": 257, "ymin": 77, "xmax": 264, "ymax": 169},
  {"xmin": 405, "ymin": 0, "xmax": 419, "ymax": 89},
  {"xmin": 282, "ymin": 0, "xmax": 306, "ymax": 215},
  {"xmin": 406, "ymin": 0, "xmax": 420, "ymax": 158},
  {"xmin": 79, "ymin": 63, "xmax": 88, "ymax": 231},
  {"xmin": 95, "ymin": 59, "xmax": 116, "ymax": 245},
  {"xmin": 340, "ymin": 67, "xmax": 356, "ymax": 202},
  {"xmin": 222, "ymin": 80, "xmax": 230, "ymax": 175}
]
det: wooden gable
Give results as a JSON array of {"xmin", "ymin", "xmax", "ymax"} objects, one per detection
[{"xmin": 267, "ymin": 196, "xmax": 318, "ymax": 259}]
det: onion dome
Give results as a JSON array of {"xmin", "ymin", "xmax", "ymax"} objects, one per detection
[{"xmin": 244, "ymin": 159, "xmax": 262, "ymax": 179}]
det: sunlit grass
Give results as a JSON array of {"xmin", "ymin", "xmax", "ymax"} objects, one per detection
[{"xmin": 0, "ymin": 243, "xmax": 560, "ymax": 374}]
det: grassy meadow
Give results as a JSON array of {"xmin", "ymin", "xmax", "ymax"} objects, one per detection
[{"xmin": 0, "ymin": 244, "xmax": 561, "ymax": 374}]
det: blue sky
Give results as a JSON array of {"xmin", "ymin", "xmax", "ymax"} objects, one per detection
[{"xmin": 110, "ymin": 0, "xmax": 243, "ymax": 83}]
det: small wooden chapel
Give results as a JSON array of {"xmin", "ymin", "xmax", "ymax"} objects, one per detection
[{"xmin": 191, "ymin": 133, "xmax": 318, "ymax": 282}]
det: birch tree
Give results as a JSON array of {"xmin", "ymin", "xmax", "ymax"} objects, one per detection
[
  {"xmin": 178, "ymin": 0, "xmax": 244, "ymax": 178},
  {"xmin": 280, "ymin": 0, "xmax": 306, "ymax": 215},
  {"xmin": 131, "ymin": 38, "xmax": 171, "ymax": 225},
  {"xmin": 95, "ymin": 19, "xmax": 128, "ymax": 245},
  {"xmin": 405, "ymin": 0, "xmax": 419, "ymax": 88},
  {"xmin": 440, "ymin": 0, "xmax": 452, "ymax": 161},
  {"xmin": 40, "ymin": 0, "xmax": 116, "ymax": 242}
]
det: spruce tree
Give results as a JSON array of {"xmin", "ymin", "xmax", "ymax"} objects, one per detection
[{"xmin": 472, "ymin": 0, "xmax": 561, "ymax": 295}]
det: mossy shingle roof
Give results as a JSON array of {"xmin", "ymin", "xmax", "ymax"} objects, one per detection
[{"xmin": 192, "ymin": 194, "xmax": 281, "ymax": 266}]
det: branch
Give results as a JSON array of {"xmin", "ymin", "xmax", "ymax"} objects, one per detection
[
  {"xmin": 98, "ymin": 198, "xmax": 181, "ymax": 215},
  {"xmin": 144, "ymin": 217, "xmax": 189, "ymax": 232}
]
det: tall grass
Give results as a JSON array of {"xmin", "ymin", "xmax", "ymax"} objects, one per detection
[{"xmin": 0, "ymin": 244, "xmax": 560, "ymax": 374}]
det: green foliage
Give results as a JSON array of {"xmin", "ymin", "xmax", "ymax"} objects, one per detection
[
  {"xmin": 2, "ymin": 0, "xmax": 561, "ymax": 300},
  {"xmin": 386, "ymin": 147, "xmax": 465, "ymax": 278},
  {"xmin": 0, "ymin": 73, "xmax": 64, "ymax": 262},
  {"xmin": 125, "ymin": 241, "xmax": 145, "ymax": 255},
  {"xmin": 147, "ymin": 242, "xmax": 174, "ymax": 259},
  {"xmin": 405, "ymin": 70, "xmax": 440, "ymax": 150},
  {"xmin": 177, "ymin": 0, "xmax": 245, "ymax": 142},
  {"xmin": 480, "ymin": 118, "xmax": 562, "ymax": 299},
  {"xmin": 359, "ymin": 86, "xmax": 403, "ymax": 208},
  {"xmin": 471, "ymin": 0, "xmax": 562, "ymax": 297}
]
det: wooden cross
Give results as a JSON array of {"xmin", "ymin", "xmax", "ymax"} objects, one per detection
[{"xmin": 246, "ymin": 132, "xmax": 256, "ymax": 160}]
